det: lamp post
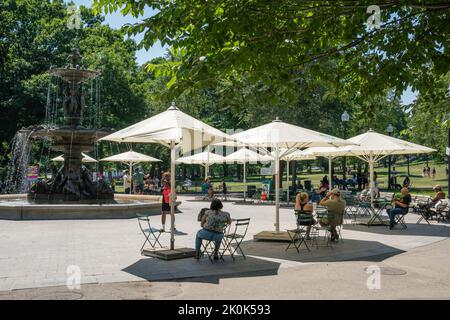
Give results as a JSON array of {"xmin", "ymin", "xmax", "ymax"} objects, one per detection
[
  {"xmin": 341, "ymin": 111, "xmax": 350, "ymax": 181},
  {"xmin": 386, "ymin": 123, "xmax": 394, "ymax": 190}
]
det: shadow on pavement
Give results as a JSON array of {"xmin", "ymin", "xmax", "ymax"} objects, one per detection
[
  {"xmin": 240, "ymin": 238, "xmax": 405, "ymax": 263},
  {"xmin": 343, "ymin": 222, "xmax": 450, "ymax": 237},
  {"xmin": 122, "ymin": 256, "xmax": 280, "ymax": 284}
]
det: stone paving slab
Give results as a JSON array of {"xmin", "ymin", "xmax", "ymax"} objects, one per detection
[{"xmin": 0, "ymin": 195, "xmax": 449, "ymax": 291}]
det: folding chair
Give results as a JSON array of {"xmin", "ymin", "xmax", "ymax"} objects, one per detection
[
  {"xmin": 312, "ymin": 212, "xmax": 335, "ymax": 248},
  {"xmin": 430, "ymin": 201, "xmax": 450, "ymax": 223},
  {"xmin": 394, "ymin": 212, "xmax": 408, "ymax": 229},
  {"xmin": 343, "ymin": 195, "xmax": 359, "ymax": 223},
  {"xmin": 137, "ymin": 213, "xmax": 163, "ymax": 253},
  {"xmin": 199, "ymin": 224, "xmax": 229, "ymax": 263},
  {"xmin": 285, "ymin": 211, "xmax": 312, "ymax": 253},
  {"xmin": 221, "ymin": 218, "xmax": 250, "ymax": 261},
  {"xmin": 415, "ymin": 201, "xmax": 432, "ymax": 225}
]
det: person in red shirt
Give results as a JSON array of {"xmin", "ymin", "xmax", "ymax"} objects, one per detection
[{"xmin": 161, "ymin": 175, "xmax": 177, "ymax": 232}]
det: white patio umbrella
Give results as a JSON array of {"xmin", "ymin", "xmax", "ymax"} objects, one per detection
[
  {"xmin": 230, "ymin": 118, "xmax": 353, "ymax": 232},
  {"xmin": 99, "ymin": 102, "xmax": 238, "ymax": 250},
  {"xmin": 51, "ymin": 152, "xmax": 97, "ymax": 163},
  {"xmin": 222, "ymin": 148, "xmax": 272, "ymax": 200},
  {"xmin": 176, "ymin": 150, "xmax": 225, "ymax": 178},
  {"xmin": 277, "ymin": 149, "xmax": 316, "ymax": 202},
  {"xmin": 100, "ymin": 151, "xmax": 161, "ymax": 194},
  {"xmin": 326, "ymin": 129, "xmax": 436, "ymax": 208},
  {"xmin": 301, "ymin": 147, "xmax": 344, "ymax": 190}
]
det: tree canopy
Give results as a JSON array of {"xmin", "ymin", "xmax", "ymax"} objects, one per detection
[{"xmin": 93, "ymin": 0, "xmax": 450, "ymax": 104}]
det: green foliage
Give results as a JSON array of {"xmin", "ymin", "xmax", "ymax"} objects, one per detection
[
  {"xmin": 93, "ymin": 0, "xmax": 450, "ymax": 105},
  {"xmin": 408, "ymin": 71, "xmax": 450, "ymax": 158}
]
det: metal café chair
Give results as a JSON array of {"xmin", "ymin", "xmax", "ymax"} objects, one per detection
[
  {"xmin": 311, "ymin": 209, "xmax": 335, "ymax": 248},
  {"xmin": 221, "ymin": 218, "xmax": 251, "ymax": 261},
  {"xmin": 136, "ymin": 213, "xmax": 163, "ymax": 254},
  {"xmin": 286, "ymin": 210, "xmax": 312, "ymax": 253},
  {"xmin": 199, "ymin": 224, "xmax": 229, "ymax": 263}
]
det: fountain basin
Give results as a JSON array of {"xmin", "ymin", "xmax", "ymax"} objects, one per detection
[{"xmin": 0, "ymin": 194, "xmax": 169, "ymax": 220}]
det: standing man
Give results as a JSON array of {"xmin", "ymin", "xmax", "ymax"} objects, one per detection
[
  {"xmin": 123, "ymin": 170, "xmax": 131, "ymax": 194},
  {"xmin": 133, "ymin": 167, "xmax": 145, "ymax": 195}
]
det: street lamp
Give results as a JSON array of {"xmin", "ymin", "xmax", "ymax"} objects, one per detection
[
  {"xmin": 386, "ymin": 123, "xmax": 394, "ymax": 189},
  {"xmin": 341, "ymin": 111, "xmax": 350, "ymax": 181}
]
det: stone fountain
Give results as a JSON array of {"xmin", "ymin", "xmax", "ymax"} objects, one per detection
[
  {"xmin": 0, "ymin": 49, "xmax": 163, "ymax": 219},
  {"xmin": 21, "ymin": 49, "xmax": 114, "ymax": 203}
]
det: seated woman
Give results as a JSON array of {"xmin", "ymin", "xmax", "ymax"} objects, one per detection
[
  {"xmin": 403, "ymin": 176, "xmax": 411, "ymax": 188},
  {"xmin": 358, "ymin": 185, "xmax": 370, "ymax": 201},
  {"xmin": 195, "ymin": 199, "xmax": 232, "ymax": 260},
  {"xmin": 431, "ymin": 185, "xmax": 446, "ymax": 207},
  {"xmin": 295, "ymin": 192, "xmax": 315, "ymax": 239},
  {"xmin": 315, "ymin": 180, "xmax": 329, "ymax": 198}
]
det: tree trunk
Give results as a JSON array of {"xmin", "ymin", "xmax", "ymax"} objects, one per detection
[
  {"xmin": 182, "ymin": 164, "xmax": 186, "ymax": 180},
  {"xmin": 223, "ymin": 163, "xmax": 228, "ymax": 178},
  {"xmin": 292, "ymin": 161, "xmax": 297, "ymax": 187}
]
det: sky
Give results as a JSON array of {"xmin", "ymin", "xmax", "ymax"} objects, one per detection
[{"xmin": 68, "ymin": 0, "xmax": 417, "ymax": 105}]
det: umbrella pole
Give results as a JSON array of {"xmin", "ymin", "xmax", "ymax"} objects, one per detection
[
  {"xmin": 170, "ymin": 141, "xmax": 176, "ymax": 250},
  {"xmin": 243, "ymin": 161, "xmax": 247, "ymax": 201},
  {"xmin": 328, "ymin": 157, "xmax": 333, "ymax": 190},
  {"xmin": 206, "ymin": 145, "xmax": 210, "ymax": 178},
  {"xmin": 286, "ymin": 160, "xmax": 290, "ymax": 203},
  {"xmin": 275, "ymin": 147, "xmax": 280, "ymax": 232},
  {"xmin": 129, "ymin": 162, "xmax": 133, "ymax": 194},
  {"xmin": 369, "ymin": 158, "xmax": 375, "ymax": 210}
]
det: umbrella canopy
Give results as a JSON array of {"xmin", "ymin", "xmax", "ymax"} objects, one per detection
[
  {"xmin": 99, "ymin": 103, "xmax": 237, "ymax": 154},
  {"xmin": 101, "ymin": 151, "xmax": 161, "ymax": 164},
  {"xmin": 100, "ymin": 151, "xmax": 161, "ymax": 195},
  {"xmin": 274, "ymin": 149, "xmax": 316, "ymax": 202},
  {"xmin": 328, "ymin": 129, "xmax": 435, "ymax": 208},
  {"xmin": 176, "ymin": 151, "xmax": 225, "ymax": 166},
  {"xmin": 229, "ymin": 118, "xmax": 353, "ymax": 232},
  {"xmin": 232, "ymin": 118, "xmax": 351, "ymax": 150},
  {"xmin": 301, "ymin": 147, "xmax": 344, "ymax": 190},
  {"xmin": 221, "ymin": 148, "xmax": 273, "ymax": 200},
  {"xmin": 334, "ymin": 129, "xmax": 436, "ymax": 159},
  {"xmin": 225, "ymin": 148, "xmax": 273, "ymax": 163},
  {"xmin": 100, "ymin": 103, "xmax": 238, "ymax": 250},
  {"xmin": 176, "ymin": 151, "xmax": 225, "ymax": 178},
  {"xmin": 51, "ymin": 153, "xmax": 97, "ymax": 163},
  {"xmin": 276, "ymin": 149, "xmax": 317, "ymax": 161}
]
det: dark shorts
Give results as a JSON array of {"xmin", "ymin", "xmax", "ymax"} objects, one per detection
[
  {"xmin": 162, "ymin": 202, "xmax": 170, "ymax": 211},
  {"xmin": 136, "ymin": 183, "xmax": 144, "ymax": 192},
  {"xmin": 299, "ymin": 219, "xmax": 316, "ymax": 226}
]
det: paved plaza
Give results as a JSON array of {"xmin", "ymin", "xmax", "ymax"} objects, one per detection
[{"xmin": 1, "ymin": 195, "xmax": 450, "ymax": 298}]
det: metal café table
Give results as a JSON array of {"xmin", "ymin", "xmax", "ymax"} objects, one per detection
[{"xmin": 367, "ymin": 198, "xmax": 391, "ymax": 226}]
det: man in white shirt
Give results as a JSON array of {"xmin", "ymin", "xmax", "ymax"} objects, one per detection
[{"xmin": 123, "ymin": 170, "xmax": 132, "ymax": 194}]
